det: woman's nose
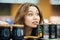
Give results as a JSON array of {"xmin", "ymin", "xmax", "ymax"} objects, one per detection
[{"xmin": 33, "ymin": 15, "xmax": 37, "ymax": 20}]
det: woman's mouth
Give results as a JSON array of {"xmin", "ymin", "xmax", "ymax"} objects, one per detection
[{"xmin": 32, "ymin": 21, "xmax": 39, "ymax": 25}]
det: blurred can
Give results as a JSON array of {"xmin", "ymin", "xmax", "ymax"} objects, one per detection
[
  {"xmin": 12, "ymin": 25, "xmax": 24, "ymax": 40},
  {"xmin": 43, "ymin": 24, "xmax": 49, "ymax": 39},
  {"xmin": 37, "ymin": 25, "xmax": 43, "ymax": 38},
  {"xmin": 0, "ymin": 25, "xmax": 10, "ymax": 40},
  {"xmin": 57, "ymin": 25, "xmax": 60, "ymax": 38},
  {"xmin": 49, "ymin": 24, "xmax": 57, "ymax": 39}
]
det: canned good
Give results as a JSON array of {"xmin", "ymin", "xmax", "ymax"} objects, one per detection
[
  {"xmin": 37, "ymin": 25, "xmax": 43, "ymax": 38},
  {"xmin": 0, "ymin": 26, "xmax": 10, "ymax": 40},
  {"xmin": 43, "ymin": 25, "xmax": 49, "ymax": 39},
  {"xmin": 12, "ymin": 25, "xmax": 24, "ymax": 40},
  {"xmin": 57, "ymin": 25, "xmax": 60, "ymax": 38},
  {"xmin": 49, "ymin": 24, "xmax": 57, "ymax": 39}
]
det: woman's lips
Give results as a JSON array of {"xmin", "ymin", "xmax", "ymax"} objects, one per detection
[{"xmin": 32, "ymin": 21, "xmax": 39, "ymax": 25}]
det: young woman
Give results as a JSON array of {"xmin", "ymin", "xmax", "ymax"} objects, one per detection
[{"xmin": 14, "ymin": 3, "xmax": 43, "ymax": 36}]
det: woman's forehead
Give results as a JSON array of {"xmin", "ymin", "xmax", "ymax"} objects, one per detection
[{"xmin": 28, "ymin": 6, "xmax": 39, "ymax": 12}]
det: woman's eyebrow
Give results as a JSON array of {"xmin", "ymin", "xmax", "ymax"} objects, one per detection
[{"xmin": 28, "ymin": 10, "xmax": 33, "ymax": 12}]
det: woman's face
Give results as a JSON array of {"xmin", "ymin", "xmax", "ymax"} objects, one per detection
[{"xmin": 24, "ymin": 6, "xmax": 40, "ymax": 28}]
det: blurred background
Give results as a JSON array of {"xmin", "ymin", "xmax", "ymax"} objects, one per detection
[
  {"xmin": 0, "ymin": 0, "xmax": 60, "ymax": 24},
  {"xmin": 0, "ymin": 0, "xmax": 60, "ymax": 40}
]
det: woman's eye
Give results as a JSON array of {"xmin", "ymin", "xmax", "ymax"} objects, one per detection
[{"xmin": 28, "ymin": 13, "xmax": 33, "ymax": 16}]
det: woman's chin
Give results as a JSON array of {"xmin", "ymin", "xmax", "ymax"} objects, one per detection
[{"xmin": 31, "ymin": 25, "xmax": 37, "ymax": 28}]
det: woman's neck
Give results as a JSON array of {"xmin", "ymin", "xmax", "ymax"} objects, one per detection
[{"xmin": 24, "ymin": 26, "xmax": 32, "ymax": 36}]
